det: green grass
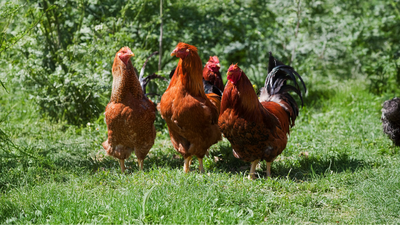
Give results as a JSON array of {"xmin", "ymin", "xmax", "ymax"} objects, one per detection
[{"xmin": 1, "ymin": 80, "xmax": 400, "ymax": 223}]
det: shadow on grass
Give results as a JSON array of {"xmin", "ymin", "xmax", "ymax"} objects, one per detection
[
  {"xmin": 0, "ymin": 138, "xmax": 375, "ymax": 188},
  {"xmin": 57, "ymin": 141, "xmax": 372, "ymax": 181},
  {"xmin": 302, "ymin": 86, "xmax": 336, "ymax": 110},
  {"xmin": 179, "ymin": 140, "xmax": 372, "ymax": 181},
  {"xmin": 0, "ymin": 199, "xmax": 19, "ymax": 222},
  {"xmin": 269, "ymin": 152, "xmax": 371, "ymax": 181}
]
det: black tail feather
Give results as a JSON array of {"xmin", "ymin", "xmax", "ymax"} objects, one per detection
[
  {"xmin": 268, "ymin": 52, "xmax": 285, "ymax": 74},
  {"xmin": 141, "ymin": 73, "xmax": 169, "ymax": 96},
  {"xmin": 169, "ymin": 67, "xmax": 176, "ymax": 79},
  {"xmin": 263, "ymin": 52, "xmax": 306, "ymax": 106},
  {"xmin": 259, "ymin": 52, "xmax": 306, "ymax": 126},
  {"xmin": 139, "ymin": 51, "xmax": 159, "ymax": 94},
  {"xmin": 203, "ymin": 79, "xmax": 223, "ymax": 96}
]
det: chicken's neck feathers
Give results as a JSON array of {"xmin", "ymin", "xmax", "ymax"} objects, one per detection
[
  {"xmin": 175, "ymin": 54, "xmax": 205, "ymax": 98},
  {"xmin": 110, "ymin": 60, "xmax": 143, "ymax": 103},
  {"xmin": 223, "ymin": 73, "xmax": 260, "ymax": 114},
  {"xmin": 221, "ymin": 73, "xmax": 282, "ymax": 132}
]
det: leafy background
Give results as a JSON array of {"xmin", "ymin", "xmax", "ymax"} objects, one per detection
[
  {"xmin": 2, "ymin": 0, "xmax": 399, "ymax": 126},
  {"xmin": 1, "ymin": 0, "xmax": 400, "ymax": 223}
]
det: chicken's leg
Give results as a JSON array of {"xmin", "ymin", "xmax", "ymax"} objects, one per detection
[
  {"xmin": 249, "ymin": 159, "xmax": 260, "ymax": 180},
  {"xmin": 138, "ymin": 159, "xmax": 144, "ymax": 171},
  {"xmin": 183, "ymin": 156, "xmax": 192, "ymax": 173},
  {"xmin": 119, "ymin": 159, "xmax": 125, "ymax": 173},
  {"xmin": 266, "ymin": 162, "xmax": 272, "ymax": 178},
  {"xmin": 198, "ymin": 158, "xmax": 205, "ymax": 173}
]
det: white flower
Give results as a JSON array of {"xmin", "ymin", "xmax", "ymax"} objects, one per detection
[{"xmin": 94, "ymin": 24, "xmax": 103, "ymax": 31}]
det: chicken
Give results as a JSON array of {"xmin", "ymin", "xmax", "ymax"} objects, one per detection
[
  {"xmin": 381, "ymin": 97, "xmax": 400, "ymax": 146},
  {"xmin": 203, "ymin": 79, "xmax": 223, "ymax": 114},
  {"xmin": 218, "ymin": 52, "xmax": 306, "ymax": 179},
  {"xmin": 170, "ymin": 67, "xmax": 223, "ymax": 97},
  {"xmin": 158, "ymin": 42, "xmax": 222, "ymax": 173},
  {"xmin": 102, "ymin": 47, "xmax": 156, "ymax": 173},
  {"xmin": 169, "ymin": 67, "xmax": 222, "ymax": 113},
  {"xmin": 203, "ymin": 56, "xmax": 224, "ymax": 92}
]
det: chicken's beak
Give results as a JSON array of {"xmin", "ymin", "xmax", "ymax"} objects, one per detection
[
  {"xmin": 171, "ymin": 47, "xmax": 178, "ymax": 56},
  {"xmin": 226, "ymin": 71, "xmax": 232, "ymax": 77},
  {"xmin": 216, "ymin": 63, "xmax": 221, "ymax": 68},
  {"xmin": 127, "ymin": 49, "xmax": 135, "ymax": 57}
]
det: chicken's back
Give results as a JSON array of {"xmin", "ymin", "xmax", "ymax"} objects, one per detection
[
  {"xmin": 262, "ymin": 101, "xmax": 290, "ymax": 134},
  {"xmin": 104, "ymin": 96, "xmax": 156, "ymax": 160},
  {"xmin": 203, "ymin": 67, "xmax": 224, "ymax": 91},
  {"xmin": 219, "ymin": 101, "xmax": 287, "ymax": 162},
  {"xmin": 160, "ymin": 82, "xmax": 221, "ymax": 159}
]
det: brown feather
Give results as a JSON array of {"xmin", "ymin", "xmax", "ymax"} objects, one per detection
[
  {"xmin": 219, "ymin": 62, "xmax": 304, "ymax": 176},
  {"xmin": 103, "ymin": 47, "xmax": 156, "ymax": 165},
  {"xmin": 159, "ymin": 43, "xmax": 221, "ymax": 162},
  {"xmin": 203, "ymin": 67, "xmax": 224, "ymax": 91}
]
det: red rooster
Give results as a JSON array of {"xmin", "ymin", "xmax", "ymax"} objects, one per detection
[
  {"xmin": 158, "ymin": 42, "xmax": 222, "ymax": 173},
  {"xmin": 218, "ymin": 52, "xmax": 306, "ymax": 179},
  {"xmin": 102, "ymin": 47, "xmax": 156, "ymax": 173},
  {"xmin": 203, "ymin": 56, "xmax": 224, "ymax": 92}
]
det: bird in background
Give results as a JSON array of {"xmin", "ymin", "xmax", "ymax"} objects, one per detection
[
  {"xmin": 103, "ymin": 47, "xmax": 157, "ymax": 173},
  {"xmin": 158, "ymin": 42, "xmax": 222, "ymax": 173},
  {"xmin": 218, "ymin": 52, "xmax": 306, "ymax": 179},
  {"xmin": 168, "ymin": 57, "xmax": 223, "ymax": 97},
  {"xmin": 203, "ymin": 55, "xmax": 224, "ymax": 92},
  {"xmin": 382, "ymin": 97, "xmax": 400, "ymax": 147}
]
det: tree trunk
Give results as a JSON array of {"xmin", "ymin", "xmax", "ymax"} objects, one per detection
[{"xmin": 158, "ymin": 0, "xmax": 163, "ymax": 71}]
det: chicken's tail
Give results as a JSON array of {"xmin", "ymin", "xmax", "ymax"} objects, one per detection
[
  {"xmin": 206, "ymin": 93, "xmax": 221, "ymax": 115},
  {"xmin": 139, "ymin": 51, "xmax": 168, "ymax": 95},
  {"xmin": 203, "ymin": 79, "xmax": 223, "ymax": 97},
  {"xmin": 203, "ymin": 78, "xmax": 222, "ymax": 113},
  {"xmin": 259, "ymin": 52, "xmax": 307, "ymax": 127}
]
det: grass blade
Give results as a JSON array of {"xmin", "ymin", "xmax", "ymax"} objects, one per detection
[{"xmin": 0, "ymin": 80, "xmax": 7, "ymax": 93}]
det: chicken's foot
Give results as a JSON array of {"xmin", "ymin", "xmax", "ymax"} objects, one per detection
[
  {"xmin": 266, "ymin": 162, "xmax": 272, "ymax": 178},
  {"xmin": 249, "ymin": 159, "xmax": 260, "ymax": 180},
  {"xmin": 183, "ymin": 156, "xmax": 192, "ymax": 173},
  {"xmin": 198, "ymin": 158, "xmax": 205, "ymax": 173},
  {"xmin": 138, "ymin": 159, "xmax": 144, "ymax": 171},
  {"xmin": 119, "ymin": 159, "xmax": 125, "ymax": 173}
]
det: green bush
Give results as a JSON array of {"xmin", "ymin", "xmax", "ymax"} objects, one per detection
[{"xmin": 1, "ymin": 0, "xmax": 400, "ymax": 126}]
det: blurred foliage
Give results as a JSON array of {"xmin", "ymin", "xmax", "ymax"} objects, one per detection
[
  {"xmin": 0, "ymin": 0, "xmax": 399, "ymax": 126},
  {"xmin": 0, "ymin": 1, "xmax": 45, "ymax": 90}
]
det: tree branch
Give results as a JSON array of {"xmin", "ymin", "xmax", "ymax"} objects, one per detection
[
  {"xmin": 158, "ymin": 0, "xmax": 163, "ymax": 71},
  {"xmin": 289, "ymin": 0, "xmax": 301, "ymax": 66}
]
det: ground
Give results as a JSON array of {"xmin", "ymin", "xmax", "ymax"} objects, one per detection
[{"xmin": 0, "ymin": 79, "xmax": 399, "ymax": 223}]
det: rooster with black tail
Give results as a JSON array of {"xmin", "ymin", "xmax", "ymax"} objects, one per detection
[{"xmin": 218, "ymin": 52, "xmax": 306, "ymax": 179}]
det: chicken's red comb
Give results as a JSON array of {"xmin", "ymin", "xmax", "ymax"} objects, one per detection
[
  {"xmin": 228, "ymin": 63, "xmax": 241, "ymax": 72},
  {"xmin": 175, "ymin": 42, "xmax": 198, "ymax": 52},
  {"xmin": 209, "ymin": 56, "xmax": 219, "ymax": 63}
]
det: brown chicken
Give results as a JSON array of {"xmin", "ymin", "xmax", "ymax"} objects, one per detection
[
  {"xmin": 203, "ymin": 56, "xmax": 224, "ymax": 92},
  {"xmin": 218, "ymin": 53, "xmax": 306, "ymax": 179},
  {"xmin": 102, "ymin": 47, "xmax": 156, "ymax": 173},
  {"xmin": 158, "ymin": 42, "xmax": 222, "ymax": 173}
]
